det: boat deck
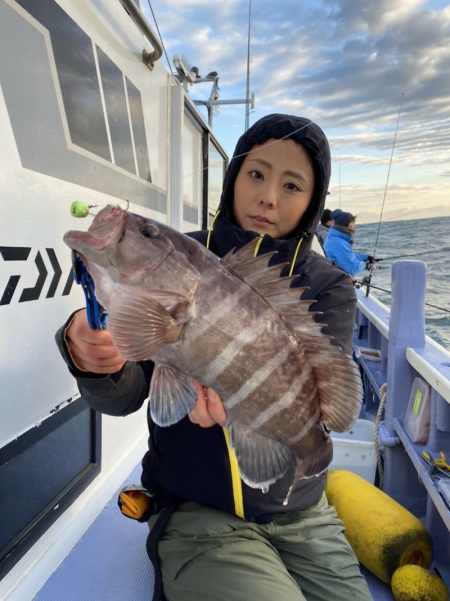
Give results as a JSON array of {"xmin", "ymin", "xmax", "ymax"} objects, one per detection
[{"xmin": 34, "ymin": 465, "xmax": 393, "ymax": 601}]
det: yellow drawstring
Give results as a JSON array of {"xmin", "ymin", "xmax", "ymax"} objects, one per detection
[
  {"xmin": 222, "ymin": 428, "xmax": 245, "ymax": 518},
  {"xmin": 205, "ymin": 208, "xmax": 221, "ymax": 250},
  {"xmin": 288, "ymin": 238, "xmax": 303, "ymax": 276},
  {"xmin": 253, "ymin": 234, "xmax": 264, "ymax": 257},
  {"xmin": 205, "ymin": 214, "xmax": 303, "ymax": 519}
]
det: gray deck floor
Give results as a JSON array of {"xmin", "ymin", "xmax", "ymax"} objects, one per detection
[{"xmin": 34, "ymin": 465, "xmax": 393, "ymax": 600}]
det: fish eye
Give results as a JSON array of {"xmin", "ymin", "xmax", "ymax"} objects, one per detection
[{"xmin": 140, "ymin": 222, "xmax": 159, "ymax": 238}]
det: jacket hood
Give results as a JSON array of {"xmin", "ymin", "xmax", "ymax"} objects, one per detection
[{"xmin": 218, "ymin": 113, "xmax": 331, "ymax": 253}]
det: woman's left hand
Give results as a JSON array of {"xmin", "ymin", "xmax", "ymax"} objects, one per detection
[{"xmin": 188, "ymin": 379, "xmax": 227, "ymax": 428}]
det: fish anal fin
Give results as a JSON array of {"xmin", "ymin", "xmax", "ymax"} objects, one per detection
[
  {"xmin": 108, "ymin": 293, "xmax": 187, "ymax": 361},
  {"xmin": 228, "ymin": 422, "xmax": 295, "ymax": 490},
  {"xmin": 150, "ymin": 364, "xmax": 197, "ymax": 426}
]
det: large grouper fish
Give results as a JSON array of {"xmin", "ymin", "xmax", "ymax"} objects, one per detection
[{"xmin": 64, "ymin": 204, "xmax": 362, "ymax": 496}]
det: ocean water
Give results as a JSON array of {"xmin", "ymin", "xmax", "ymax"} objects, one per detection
[{"xmin": 352, "ymin": 216, "xmax": 450, "ymax": 350}]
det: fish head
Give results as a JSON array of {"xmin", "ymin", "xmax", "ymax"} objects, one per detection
[{"xmin": 63, "ymin": 204, "xmax": 177, "ymax": 307}]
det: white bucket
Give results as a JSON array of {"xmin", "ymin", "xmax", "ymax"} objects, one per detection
[{"xmin": 330, "ymin": 419, "xmax": 376, "ymax": 483}]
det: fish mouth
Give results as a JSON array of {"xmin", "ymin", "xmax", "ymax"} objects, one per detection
[{"xmin": 64, "ymin": 205, "xmax": 127, "ymax": 251}]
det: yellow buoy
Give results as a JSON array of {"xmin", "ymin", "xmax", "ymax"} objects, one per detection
[
  {"xmin": 391, "ymin": 565, "xmax": 449, "ymax": 601},
  {"xmin": 326, "ymin": 469, "xmax": 433, "ymax": 583}
]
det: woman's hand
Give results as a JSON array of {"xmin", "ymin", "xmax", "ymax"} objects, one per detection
[
  {"xmin": 188, "ymin": 379, "xmax": 227, "ymax": 428},
  {"xmin": 65, "ymin": 309, "xmax": 126, "ymax": 374}
]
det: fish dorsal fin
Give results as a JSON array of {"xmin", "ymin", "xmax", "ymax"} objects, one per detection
[
  {"xmin": 222, "ymin": 239, "xmax": 362, "ymax": 430},
  {"xmin": 222, "ymin": 237, "xmax": 268, "ymax": 264},
  {"xmin": 222, "ymin": 239, "xmax": 314, "ymax": 308},
  {"xmin": 282, "ymin": 297, "xmax": 362, "ymax": 431},
  {"xmin": 242, "ymin": 264, "xmax": 290, "ymax": 287},
  {"xmin": 222, "ymin": 243, "xmax": 279, "ymax": 278},
  {"xmin": 304, "ymin": 342, "xmax": 363, "ymax": 432}
]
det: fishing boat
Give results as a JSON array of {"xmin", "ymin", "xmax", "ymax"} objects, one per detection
[{"xmin": 0, "ymin": 1, "xmax": 448, "ymax": 600}]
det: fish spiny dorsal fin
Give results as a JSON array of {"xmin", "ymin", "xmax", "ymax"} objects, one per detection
[
  {"xmin": 289, "ymin": 323, "xmax": 327, "ymax": 337},
  {"xmin": 304, "ymin": 343, "xmax": 363, "ymax": 432},
  {"xmin": 224, "ymin": 243, "xmax": 318, "ymax": 318},
  {"xmin": 280, "ymin": 306, "xmax": 322, "ymax": 320},
  {"xmin": 222, "ymin": 237, "xmax": 270, "ymax": 266},
  {"xmin": 222, "ymin": 247, "xmax": 279, "ymax": 278},
  {"xmin": 242, "ymin": 264, "xmax": 290, "ymax": 287},
  {"xmin": 263, "ymin": 289, "xmax": 314, "ymax": 310}
]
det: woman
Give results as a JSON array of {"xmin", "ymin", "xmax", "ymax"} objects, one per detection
[{"xmin": 56, "ymin": 114, "xmax": 372, "ymax": 601}]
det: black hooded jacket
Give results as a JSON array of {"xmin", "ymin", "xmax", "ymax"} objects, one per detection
[{"xmin": 56, "ymin": 114, "xmax": 357, "ymax": 521}]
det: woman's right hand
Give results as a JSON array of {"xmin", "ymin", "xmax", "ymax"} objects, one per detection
[{"xmin": 65, "ymin": 309, "xmax": 126, "ymax": 374}]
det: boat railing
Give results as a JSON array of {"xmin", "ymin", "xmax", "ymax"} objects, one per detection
[
  {"xmin": 353, "ymin": 259, "xmax": 450, "ymax": 586},
  {"xmin": 118, "ymin": 0, "xmax": 163, "ymax": 68}
]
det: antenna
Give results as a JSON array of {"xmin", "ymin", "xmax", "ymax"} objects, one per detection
[{"xmin": 173, "ymin": 53, "xmax": 256, "ymax": 128}]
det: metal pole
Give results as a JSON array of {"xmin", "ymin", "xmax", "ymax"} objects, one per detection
[{"xmin": 244, "ymin": 0, "xmax": 252, "ymax": 131}]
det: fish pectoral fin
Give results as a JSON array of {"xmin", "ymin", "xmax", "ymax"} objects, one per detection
[
  {"xmin": 150, "ymin": 364, "xmax": 197, "ymax": 426},
  {"xmin": 228, "ymin": 422, "xmax": 295, "ymax": 490},
  {"xmin": 107, "ymin": 294, "xmax": 185, "ymax": 361}
]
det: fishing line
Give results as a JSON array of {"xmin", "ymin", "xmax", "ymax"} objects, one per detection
[
  {"xmin": 146, "ymin": 0, "xmax": 174, "ymax": 77},
  {"xmin": 366, "ymin": 92, "xmax": 404, "ymax": 296},
  {"xmin": 355, "ymin": 281, "xmax": 450, "ymax": 315},
  {"xmin": 183, "ymin": 121, "xmax": 315, "ymax": 183},
  {"xmin": 130, "ymin": 5, "xmax": 315, "ymax": 183}
]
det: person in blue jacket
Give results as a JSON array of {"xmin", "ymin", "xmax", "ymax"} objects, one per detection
[{"xmin": 324, "ymin": 211, "xmax": 375, "ymax": 276}]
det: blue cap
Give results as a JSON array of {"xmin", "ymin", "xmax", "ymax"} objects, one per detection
[{"xmin": 334, "ymin": 211, "xmax": 356, "ymax": 227}]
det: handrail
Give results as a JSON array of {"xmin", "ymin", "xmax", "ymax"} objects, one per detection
[
  {"xmin": 119, "ymin": 0, "xmax": 163, "ymax": 69},
  {"xmin": 356, "ymin": 291, "xmax": 390, "ymax": 338},
  {"xmin": 406, "ymin": 346, "xmax": 450, "ymax": 404}
]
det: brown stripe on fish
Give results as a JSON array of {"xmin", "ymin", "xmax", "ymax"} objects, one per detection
[
  {"xmin": 186, "ymin": 281, "xmax": 280, "ymax": 376},
  {"xmin": 251, "ymin": 364, "xmax": 313, "ymax": 429},
  {"xmin": 285, "ymin": 405, "xmax": 321, "ymax": 445},
  {"xmin": 210, "ymin": 309, "xmax": 299, "ymax": 402},
  {"xmin": 223, "ymin": 343, "xmax": 294, "ymax": 410},
  {"xmin": 204, "ymin": 307, "xmax": 280, "ymax": 384},
  {"xmin": 174, "ymin": 285, "xmax": 254, "ymax": 372},
  {"xmin": 235, "ymin": 363, "xmax": 320, "ymax": 445}
]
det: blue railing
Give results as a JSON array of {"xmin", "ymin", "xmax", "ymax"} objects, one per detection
[{"xmin": 353, "ymin": 260, "xmax": 450, "ymax": 586}]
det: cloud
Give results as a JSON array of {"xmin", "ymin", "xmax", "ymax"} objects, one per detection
[{"xmin": 147, "ymin": 0, "xmax": 450, "ymax": 220}]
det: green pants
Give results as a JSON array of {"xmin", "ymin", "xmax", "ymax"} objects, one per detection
[{"xmin": 149, "ymin": 494, "xmax": 373, "ymax": 601}]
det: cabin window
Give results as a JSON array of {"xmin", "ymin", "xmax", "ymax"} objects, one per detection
[
  {"xmin": 178, "ymin": 101, "xmax": 227, "ymax": 230},
  {"xmin": 0, "ymin": 400, "xmax": 100, "ymax": 579},
  {"xmin": 182, "ymin": 114, "xmax": 203, "ymax": 226},
  {"xmin": 207, "ymin": 141, "xmax": 227, "ymax": 224}
]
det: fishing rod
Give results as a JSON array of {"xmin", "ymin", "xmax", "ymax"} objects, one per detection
[
  {"xmin": 366, "ymin": 92, "xmax": 404, "ymax": 297},
  {"xmin": 377, "ymin": 249, "xmax": 447, "ymax": 261},
  {"xmin": 355, "ymin": 280, "xmax": 450, "ymax": 315}
]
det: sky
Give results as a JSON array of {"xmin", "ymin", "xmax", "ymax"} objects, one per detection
[{"xmin": 143, "ymin": 0, "xmax": 450, "ymax": 224}]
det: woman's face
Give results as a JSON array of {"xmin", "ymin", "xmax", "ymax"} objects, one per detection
[{"xmin": 233, "ymin": 138, "xmax": 315, "ymax": 239}]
